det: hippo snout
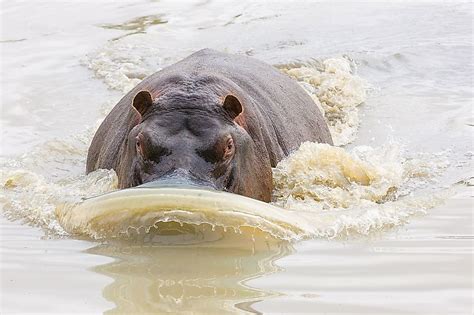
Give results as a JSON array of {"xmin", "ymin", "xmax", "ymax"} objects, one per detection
[{"xmin": 137, "ymin": 169, "xmax": 217, "ymax": 190}]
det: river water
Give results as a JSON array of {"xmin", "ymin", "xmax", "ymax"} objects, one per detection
[{"xmin": 1, "ymin": 1, "xmax": 472, "ymax": 314}]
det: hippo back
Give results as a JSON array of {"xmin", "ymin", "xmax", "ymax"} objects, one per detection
[
  {"xmin": 87, "ymin": 49, "xmax": 332, "ymax": 177},
  {"xmin": 176, "ymin": 49, "xmax": 333, "ymax": 165}
]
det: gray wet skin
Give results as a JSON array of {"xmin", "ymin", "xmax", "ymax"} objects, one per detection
[{"xmin": 86, "ymin": 49, "xmax": 332, "ymax": 202}]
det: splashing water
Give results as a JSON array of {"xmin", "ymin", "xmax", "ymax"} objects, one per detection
[
  {"xmin": 0, "ymin": 133, "xmax": 118, "ymax": 236},
  {"xmin": 272, "ymin": 142, "xmax": 450, "ymax": 238},
  {"xmin": 279, "ymin": 58, "xmax": 369, "ymax": 146},
  {"xmin": 83, "ymin": 41, "xmax": 162, "ymax": 93}
]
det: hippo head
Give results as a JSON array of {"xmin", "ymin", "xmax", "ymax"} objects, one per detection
[{"xmin": 122, "ymin": 89, "xmax": 264, "ymax": 197}]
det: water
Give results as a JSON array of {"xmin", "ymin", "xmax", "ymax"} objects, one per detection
[{"xmin": 1, "ymin": 1, "xmax": 472, "ymax": 313}]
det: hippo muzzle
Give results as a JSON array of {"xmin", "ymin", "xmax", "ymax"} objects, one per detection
[{"xmin": 138, "ymin": 168, "xmax": 217, "ymax": 191}]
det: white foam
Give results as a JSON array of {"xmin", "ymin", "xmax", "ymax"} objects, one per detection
[
  {"xmin": 83, "ymin": 39, "xmax": 162, "ymax": 93},
  {"xmin": 279, "ymin": 58, "xmax": 369, "ymax": 146},
  {"xmin": 271, "ymin": 141, "xmax": 450, "ymax": 238}
]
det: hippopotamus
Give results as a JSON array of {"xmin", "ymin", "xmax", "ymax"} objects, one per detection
[{"xmin": 86, "ymin": 49, "xmax": 332, "ymax": 202}]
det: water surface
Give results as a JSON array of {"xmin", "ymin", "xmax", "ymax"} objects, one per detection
[{"xmin": 1, "ymin": 1, "xmax": 472, "ymax": 314}]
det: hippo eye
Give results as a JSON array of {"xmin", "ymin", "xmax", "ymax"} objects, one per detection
[
  {"xmin": 135, "ymin": 134, "xmax": 144, "ymax": 156},
  {"xmin": 223, "ymin": 136, "xmax": 234, "ymax": 160}
]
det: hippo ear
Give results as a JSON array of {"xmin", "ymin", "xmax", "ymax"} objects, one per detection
[
  {"xmin": 132, "ymin": 90, "xmax": 153, "ymax": 116},
  {"xmin": 222, "ymin": 95, "xmax": 243, "ymax": 119}
]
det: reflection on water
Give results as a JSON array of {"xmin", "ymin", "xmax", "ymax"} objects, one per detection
[
  {"xmin": 99, "ymin": 14, "xmax": 167, "ymax": 40},
  {"xmin": 86, "ymin": 227, "xmax": 293, "ymax": 314},
  {"xmin": 0, "ymin": 38, "xmax": 27, "ymax": 43}
]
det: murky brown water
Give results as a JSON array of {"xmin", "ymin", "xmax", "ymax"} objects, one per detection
[{"xmin": 1, "ymin": 1, "xmax": 472, "ymax": 314}]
